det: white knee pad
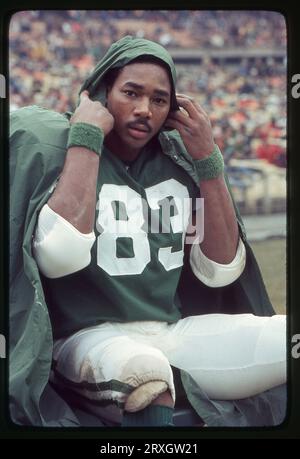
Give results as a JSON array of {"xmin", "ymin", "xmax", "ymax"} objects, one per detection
[
  {"xmin": 119, "ymin": 351, "xmax": 175, "ymax": 412},
  {"xmin": 124, "ymin": 381, "xmax": 169, "ymax": 412}
]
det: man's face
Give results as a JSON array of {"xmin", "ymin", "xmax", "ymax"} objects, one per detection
[{"xmin": 105, "ymin": 62, "xmax": 172, "ymax": 158}]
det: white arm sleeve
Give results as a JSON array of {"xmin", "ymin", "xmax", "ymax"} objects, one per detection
[
  {"xmin": 32, "ymin": 204, "xmax": 96, "ymax": 279},
  {"xmin": 189, "ymin": 237, "xmax": 246, "ymax": 288}
]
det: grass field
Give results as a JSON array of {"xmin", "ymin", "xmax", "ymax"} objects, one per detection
[{"xmin": 249, "ymin": 238, "xmax": 286, "ymax": 314}]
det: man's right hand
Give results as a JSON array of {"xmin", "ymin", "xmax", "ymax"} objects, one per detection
[{"xmin": 70, "ymin": 90, "xmax": 114, "ymax": 136}]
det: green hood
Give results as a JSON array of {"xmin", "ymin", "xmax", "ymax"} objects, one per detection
[{"xmin": 79, "ymin": 35, "xmax": 179, "ymax": 111}]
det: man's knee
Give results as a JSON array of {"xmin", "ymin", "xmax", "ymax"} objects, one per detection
[
  {"xmin": 120, "ymin": 351, "xmax": 172, "ymax": 387},
  {"xmin": 125, "ymin": 382, "xmax": 174, "ymax": 412},
  {"xmin": 121, "ymin": 352, "xmax": 175, "ymax": 412}
]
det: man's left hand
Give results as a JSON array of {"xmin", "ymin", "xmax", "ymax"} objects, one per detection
[{"xmin": 164, "ymin": 93, "xmax": 215, "ymax": 159}]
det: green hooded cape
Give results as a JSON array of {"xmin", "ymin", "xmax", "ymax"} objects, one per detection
[{"xmin": 9, "ymin": 36, "xmax": 286, "ymax": 427}]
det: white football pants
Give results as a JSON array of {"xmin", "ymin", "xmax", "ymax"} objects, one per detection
[{"xmin": 51, "ymin": 314, "xmax": 286, "ymax": 422}]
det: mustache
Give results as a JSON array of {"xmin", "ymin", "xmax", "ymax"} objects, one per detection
[{"xmin": 127, "ymin": 119, "xmax": 152, "ymax": 133}]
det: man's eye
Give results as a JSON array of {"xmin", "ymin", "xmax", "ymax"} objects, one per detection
[
  {"xmin": 154, "ymin": 98, "xmax": 167, "ymax": 105},
  {"xmin": 124, "ymin": 90, "xmax": 137, "ymax": 97}
]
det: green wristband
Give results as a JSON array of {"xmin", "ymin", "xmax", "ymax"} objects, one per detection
[
  {"xmin": 67, "ymin": 122, "xmax": 104, "ymax": 155},
  {"xmin": 193, "ymin": 144, "xmax": 224, "ymax": 182}
]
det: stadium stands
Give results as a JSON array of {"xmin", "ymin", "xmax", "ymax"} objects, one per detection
[{"xmin": 9, "ymin": 10, "xmax": 286, "ymax": 213}]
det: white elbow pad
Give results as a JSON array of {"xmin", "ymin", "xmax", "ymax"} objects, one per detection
[
  {"xmin": 32, "ymin": 204, "xmax": 96, "ymax": 278},
  {"xmin": 189, "ymin": 237, "xmax": 246, "ymax": 288}
]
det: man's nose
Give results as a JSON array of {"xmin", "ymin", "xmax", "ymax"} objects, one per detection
[{"xmin": 133, "ymin": 97, "xmax": 152, "ymax": 118}]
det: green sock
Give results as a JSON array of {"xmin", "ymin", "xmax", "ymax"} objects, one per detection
[{"xmin": 122, "ymin": 405, "xmax": 174, "ymax": 427}]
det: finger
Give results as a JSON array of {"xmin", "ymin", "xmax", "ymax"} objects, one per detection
[
  {"xmin": 177, "ymin": 94, "xmax": 208, "ymax": 118},
  {"xmin": 176, "ymin": 95, "xmax": 201, "ymax": 120},
  {"xmin": 194, "ymin": 102, "xmax": 209, "ymax": 117},
  {"xmin": 167, "ymin": 109, "xmax": 192, "ymax": 127},
  {"xmin": 80, "ymin": 90, "xmax": 90, "ymax": 102},
  {"xmin": 164, "ymin": 118, "xmax": 192, "ymax": 134}
]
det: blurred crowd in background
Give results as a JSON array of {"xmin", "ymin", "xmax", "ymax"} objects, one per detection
[{"xmin": 9, "ymin": 10, "xmax": 286, "ymax": 169}]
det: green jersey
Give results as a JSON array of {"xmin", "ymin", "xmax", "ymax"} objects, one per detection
[{"xmin": 42, "ymin": 139, "xmax": 200, "ymax": 339}]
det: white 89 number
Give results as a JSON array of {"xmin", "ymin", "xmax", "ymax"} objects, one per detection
[{"xmin": 96, "ymin": 179, "xmax": 190, "ymax": 276}]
